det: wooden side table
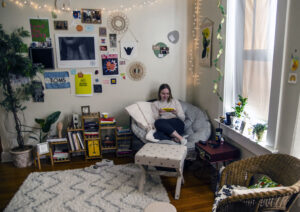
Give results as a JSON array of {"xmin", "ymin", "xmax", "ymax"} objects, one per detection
[
  {"xmin": 34, "ymin": 147, "xmax": 54, "ymax": 170},
  {"xmin": 195, "ymin": 141, "xmax": 240, "ymax": 191}
]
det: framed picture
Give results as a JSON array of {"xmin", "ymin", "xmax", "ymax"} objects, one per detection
[
  {"xmin": 81, "ymin": 9, "xmax": 102, "ymax": 24},
  {"xmin": 81, "ymin": 105, "xmax": 90, "ymax": 115},
  {"xmin": 199, "ymin": 18, "xmax": 213, "ymax": 67},
  {"xmin": 54, "ymin": 20, "xmax": 68, "ymax": 30},
  {"xmin": 100, "ymin": 45, "xmax": 107, "ymax": 51},
  {"xmin": 99, "ymin": 27, "xmax": 107, "ymax": 37},
  {"xmin": 55, "ymin": 34, "xmax": 99, "ymax": 68},
  {"xmin": 37, "ymin": 142, "xmax": 50, "ymax": 155},
  {"xmin": 109, "ymin": 34, "xmax": 117, "ymax": 48}
]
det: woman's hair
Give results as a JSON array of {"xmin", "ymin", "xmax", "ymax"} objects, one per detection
[{"xmin": 158, "ymin": 83, "xmax": 173, "ymax": 102}]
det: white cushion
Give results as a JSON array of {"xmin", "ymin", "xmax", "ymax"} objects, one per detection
[
  {"xmin": 125, "ymin": 101, "xmax": 155, "ymax": 131},
  {"xmin": 232, "ymin": 186, "xmax": 285, "ymax": 196}
]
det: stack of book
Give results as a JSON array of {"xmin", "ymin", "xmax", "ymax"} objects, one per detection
[
  {"xmin": 67, "ymin": 131, "xmax": 85, "ymax": 151},
  {"xmin": 100, "ymin": 117, "xmax": 116, "ymax": 127},
  {"xmin": 84, "ymin": 121, "xmax": 99, "ymax": 138},
  {"xmin": 116, "ymin": 127, "xmax": 132, "ymax": 155},
  {"xmin": 47, "ymin": 137, "xmax": 68, "ymax": 143},
  {"xmin": 52, "ymin": 151, "xmax": 69, "ymax": 160}
]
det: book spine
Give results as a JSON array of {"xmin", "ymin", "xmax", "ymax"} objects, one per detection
[
  {"xmin": 72, "ymin": 133, "xmax": 79, "ymax": 150},
  {"xmin": 77, "ymin": 132, "xmax": 84, "ymax": 149},
  {"xmin": 68, "ymin": 131, "xmax": 74, "ymax": 151}
]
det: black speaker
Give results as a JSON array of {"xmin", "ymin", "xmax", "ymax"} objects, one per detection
[{"xmin": 29, "ymin": 47, "xmax": 55, "ymax": 69}]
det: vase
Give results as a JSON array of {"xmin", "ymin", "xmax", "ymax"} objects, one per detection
[{"xmin": 256, "ymin": 131, "xmax": 264, "ymax": 142}]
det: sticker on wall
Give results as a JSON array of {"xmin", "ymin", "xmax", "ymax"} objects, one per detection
[
  {"xmin": 167, "ymin": 30, "xmax": 179, "ymax": 44},
  {"xmin": 111, "ymin": 78, "xmax": 117, "ymax": 84},
  {"xmin": 76, "ymin": 25, "xmax": 83, "ymax": 32},
  {"xmin": 73, "ymin": 11, "xmax": 81, "ymax": 19},
  {"xmin": 75, "ymin": 72, "xmax": 92, "ymax": 96},
  {"xmin": 120, "ymin": 40, "xmax": 138, "ymax": 60},
  {"xmin": 95, "ymin": 78, "xmax": 99, "ymax": 83},
  {"xmin": 103, "ymin": 79, "xmax": 110, "ymax": 85},
  {"xmin": 70, "ymin": 69, "xmax": 77, "ymax": 75},
  {"xmin": 95, "ymin": 70, "xmax": 99, "ymax": 75},
  {"xmin": 31, "ymin": 81, "xmax": 44, "ymax": 102},
  {"xmin": 127, "ymin": 61, "xmax": 146, "ymax": 81},
  {"xmin": 93, "ymin": 84, "xmax": 102, "ymax": 93},
  {"xmin": 152, "ymin": 42, "xmax": 169, "ymax": 58},
  {"xmin": 102, "ymin": 54, "xmax": 119, "ymax": 75},
  {"xmin": 291, "ymin": 54, "xmax": 299, "ymax": 71},
  {"xmin": 120, "ymin": 73, "xmax": 126, "ymax": 80},
  {"xmin": 52, "ymin": 11, "xmax": 58, "ymax": 19},
  {"xmin": 120, "ymin": 60, "xmax": 126, "ymax": 65},
  {"xmin": 288, "ymin": 73, "xmax": 297, "ymax": 84},
  {"xmin": 85, "ymin": 25, "xmax": 94, "ymax": 32},
  {"xmin": 44, "ymin": 72, "xmax": 70, "ymax": 89},
  {"xmin": 100, "ymin": 46, "xmax": 107, "ymax": 51},
  {"xmin": 101, "ymin": 38, "xmax": 106, "ymax": 44}
]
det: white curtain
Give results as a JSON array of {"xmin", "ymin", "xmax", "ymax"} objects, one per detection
[{"xmin": 224, "ymin": 0, "xmax": 278, "ymax": 122}]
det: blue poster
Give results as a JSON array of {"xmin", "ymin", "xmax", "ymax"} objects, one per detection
[{"xmin": 44, "ymin": 71, "xmax": 70, "ymax": 89}]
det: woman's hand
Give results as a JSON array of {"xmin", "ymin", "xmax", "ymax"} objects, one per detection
[{"xmin": 159, "ymin": 109, "xmax": 166, "ymax": 116}]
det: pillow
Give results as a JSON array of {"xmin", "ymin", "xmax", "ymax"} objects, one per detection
[
  {"xmin": 125, "ymin": 101, "xmax": 155, "ymax": 130},
  {"xmin": 249, "ymin": 176, "xmax": 282, "ymax": 189},
  {"xmin": 212, "ymin": 185, "xmax": 236, "ymax": 212},
  {"xmin": 232, "ymin": 186, "xmax": 285, "ymax": 196}
]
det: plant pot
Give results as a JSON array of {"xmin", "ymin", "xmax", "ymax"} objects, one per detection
[
  {"xmin": 256, "ymin": 131, "xmax": 264, "ymax": 142},
  {"xmin": 10, "ymin": 145, "xmax": 33, "ymax": 168}
]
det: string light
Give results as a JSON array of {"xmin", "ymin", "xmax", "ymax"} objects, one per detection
[{"xmin": 8, "ymin": 0, "xmax": 161, "ymax": 14}]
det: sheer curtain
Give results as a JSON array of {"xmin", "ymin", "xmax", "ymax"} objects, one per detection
[{"xmin": 224, "ymin": 0, "xmax": 278, "ymax": 122}]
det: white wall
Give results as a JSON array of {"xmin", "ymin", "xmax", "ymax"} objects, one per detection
[{"xmin": 0, "ymin": 0, "xmax": 188, "ymax": 158}]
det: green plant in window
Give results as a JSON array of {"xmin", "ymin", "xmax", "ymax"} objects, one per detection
[
  {"xmin": 233, "ymin": 95, "xmax": 248, "ymax": 118},
  {"xmin": 252, "ymin": 123, "xmax": 267, "ymax": 141}
]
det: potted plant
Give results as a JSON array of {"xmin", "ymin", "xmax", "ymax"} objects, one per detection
[
  {"xmin": 0, "ymin": 25, "xmax": 43, "ymax": 167},
  {"xmin": 27, "ymin": 111, "xmax": 61, "ymax": 143},
  {"xmin": 252, "ymin": 123, "xmax": 267, "ymax": 142},
  {"xmin": 232, "ymin": 95, "xmax": 248, "ymax": 130}
]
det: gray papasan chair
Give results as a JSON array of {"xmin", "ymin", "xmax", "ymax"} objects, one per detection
[{"xmin": 130, "ymin": 100, "xmax": 211, "ymax": 160}]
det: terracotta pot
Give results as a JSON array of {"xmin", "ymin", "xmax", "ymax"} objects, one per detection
[{"xmin": 10, "ymin": 145, "xmax": 33, "ymax": 168}]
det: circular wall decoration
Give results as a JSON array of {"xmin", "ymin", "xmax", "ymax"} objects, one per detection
[
  {"xmin": 107, "ymin": 12, "xmax": 129, "ymax": 34},
  {"xmin": 152, "ymin": 42, "xmax": 169, "ymax": 58},
  {"xmin": 127, "ymin": 62, "xmax": 146, "ymax": 81}
]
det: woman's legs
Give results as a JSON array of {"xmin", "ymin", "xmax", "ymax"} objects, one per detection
[{"xmin": 154, "ymin": 118, "xmax": 185, "ymax": 143}]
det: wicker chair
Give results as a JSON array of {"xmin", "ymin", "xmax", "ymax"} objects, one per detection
[{"xmin": 216, "ymin": 154, "xmax": 300, "ymax": 212}]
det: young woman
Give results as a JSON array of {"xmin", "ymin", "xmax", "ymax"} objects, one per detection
[{"xmin": 151, "ymin": 84, "xmax": 187, "ymax": 145}]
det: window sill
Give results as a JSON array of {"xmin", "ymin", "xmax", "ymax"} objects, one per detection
[{"xmin": 214, "ymin": 119, "xmax": 278, "ymax": 155}]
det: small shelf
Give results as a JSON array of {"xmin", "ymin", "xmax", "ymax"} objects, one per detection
[
  {"xmin": 101, "ymin": 126, "xmax": 116, "ymax": 130},
  {"xmin": 53, "ymin": 158, "xmax": 70, "ymax": 163},
  {"xmin": 101, "ymin": 146, "xmax": 117, "ymax": 150}
]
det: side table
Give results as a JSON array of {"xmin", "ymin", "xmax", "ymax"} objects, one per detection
[{"xmin": 195, "ymin": 141, "xmax": 240, "ymax": 191}]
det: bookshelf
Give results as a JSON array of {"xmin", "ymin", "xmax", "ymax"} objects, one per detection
[
  {"xmin": 116, "ymin": 127, "xmax": 133, "ymax": 157},
  {"xmin": 67, "ymin": 128, "xmax": 86, "ymax": 159},
  {"xmin": 100, "ymin": 117, "xmax": 117, "ymax": 154},
  {"xmin": 82, "ymin": 112, "xmax": 102, "ymax": 160},
  {"xmin": 48, "ymin": 138, "xmax": 70, "ymax": 163}
]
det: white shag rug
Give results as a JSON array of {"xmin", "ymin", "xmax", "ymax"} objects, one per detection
[{"xmin": 5, "ymin": 164, "xmax": 169, "ymax": 212}]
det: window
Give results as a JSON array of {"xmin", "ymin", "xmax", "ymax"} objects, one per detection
[{"xmin": 224, "ymin": 0, "xmax": 287, "ymax": 148}]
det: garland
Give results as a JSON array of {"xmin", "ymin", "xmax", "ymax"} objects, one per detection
[{"xmin": 213, "ymin": 0, "xmax": 225, "ymax": 102}]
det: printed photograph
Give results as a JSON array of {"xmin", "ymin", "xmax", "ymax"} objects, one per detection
[
  {"xmin": 54, "ymin": 20, "xmax": 68, "ymax": 30},
  {"xmin": 81, "ymin": 9, "xmax": 102, "ymax": 24},
  {"xmin": 99, "ymin": 27, "xmax": 107, "ymax": 37},
  {"xmin": 109, "ymin": 34, "xmax": 117, "ymax": 48}
]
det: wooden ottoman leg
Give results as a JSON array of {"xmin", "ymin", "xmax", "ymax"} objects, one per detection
[
  {"xmin": 138, "ymin": 165, "xmax": 146, "ymax": 192},
  {"xmin": 175, "ymin": 168, "xmax": 183, "ymax": 200}
]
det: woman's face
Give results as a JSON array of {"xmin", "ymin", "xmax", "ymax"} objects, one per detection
[{"xmin": 160, "ymin": 88, "xmax": 170, "ymax": 101}]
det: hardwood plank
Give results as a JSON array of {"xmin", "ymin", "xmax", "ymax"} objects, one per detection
[{"xmin": 0, "ymin": 157, "xmax": 214, "ymax": 211}]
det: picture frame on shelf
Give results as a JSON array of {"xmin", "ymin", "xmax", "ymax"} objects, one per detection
[
  {"xmin": 37, "ymin": 142, "xmax": 50, "ymax": 155},
  {"xmin": 81, "ymin": 105, "xmax": 90, "ymax": 115}
]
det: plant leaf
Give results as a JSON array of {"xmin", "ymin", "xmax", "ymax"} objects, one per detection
[{"xmin": 35, "ymin": 118, "xmax": 45, "ymax": 126}]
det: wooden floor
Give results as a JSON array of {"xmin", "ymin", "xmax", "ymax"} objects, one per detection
[{"xmin": 0, "ymin": 156, "xmax": 214, "ymax": 212}]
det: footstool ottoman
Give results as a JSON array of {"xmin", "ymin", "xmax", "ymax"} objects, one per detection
[{"xmin": 135, "ymin": 143, "xmax": 187, "ymax": 200}]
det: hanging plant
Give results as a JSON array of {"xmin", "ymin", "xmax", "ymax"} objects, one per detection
[{"xmin": 213, "ymin": 0, "xmax": 226, "ymax": 102}]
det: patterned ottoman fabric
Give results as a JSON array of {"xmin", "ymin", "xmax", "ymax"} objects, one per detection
[{"xmin": 135, "ymin": 143, "xmax": 187, "ymax": 168}]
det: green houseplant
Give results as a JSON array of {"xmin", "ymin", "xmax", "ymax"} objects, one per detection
[
  {"xmin": 233, "ymin": 95, "xmax": 248, "ymax": 118},
  {"xmin": 28, "ymin": 111, "xmax": 61, "ymax": 143},
  {"xmin": 0, "ymin": 24, "xmax": 43, "ymax": 167},
  {"xmin": 253, "ymin": 123, "xmax": 267, "ymax": 141}
]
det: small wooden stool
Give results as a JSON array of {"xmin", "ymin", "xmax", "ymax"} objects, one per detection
[
  {"xmin": 34, "ymin": 146, "xmax": 54, "ymax": 170},
  {"xmin": 135, "ymin": 143, "xmax": 187, "ymax": 200},
  {"xmin": 144, "ymin": 202, "xmax": 177, "ymax": 212}
]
